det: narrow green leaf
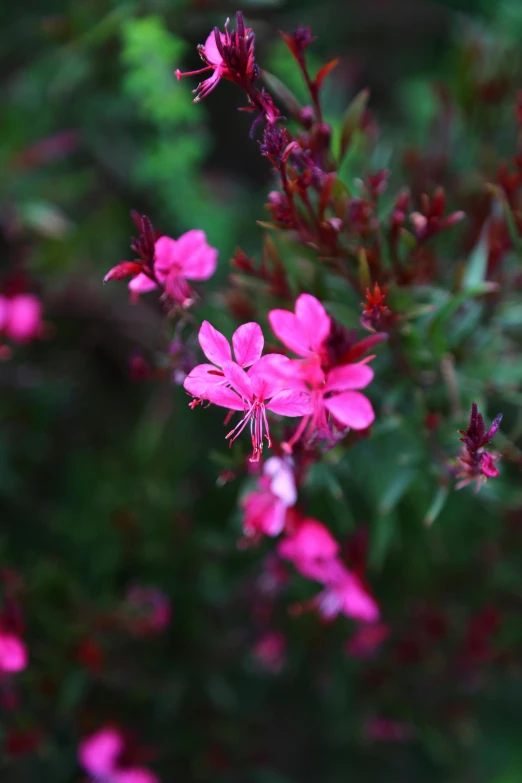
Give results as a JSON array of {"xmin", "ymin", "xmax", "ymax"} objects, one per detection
[
  {"xmin": 424, "ymin": 486, "xmax": 449, "ymax": 527},
  {"xmin": 462, "ymin": 227, "xmax": 488, "ymax": 289},
  {"xmin": 357, "ymin": 247, "xmax": 372, "ymax": 291},
  {"xmin": 377, "ymin": 467, "xmax": 417, "ymax": 516},
  {"xmin": 339, "ymin": 88, "xmax": 370, "ymax": 160},
  {"xmin": 428, "ymin": 282, "xmax": 499, "ymax": 355}
]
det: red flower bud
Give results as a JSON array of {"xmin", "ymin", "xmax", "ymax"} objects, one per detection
[{"xmin": 103, "ymin": 262, "xmax": 143, "ymax": 283}]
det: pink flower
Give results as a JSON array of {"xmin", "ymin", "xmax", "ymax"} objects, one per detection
[
  {"xmin": 175, "ymin": 13, "xmax": 256, "ymax": 103},
  {"xmin": 0, "ymin": 294, "xmax": 43, "ymax": 344},
  {"xmin": 456, "ymin": 402, "xmax": 502, "ymax": 491},
  {"xmin": 268, "ymin": 293, "xmax": 331, "ymax": 359},
  {"xmin": 278, "ymin": 518, "xmax": 339, "ymax": 577},
  {"xmin": 252, "ymin": 631, "xmax": 286, "ymax": 674},
  {"xmin": 128, "ymin": 230, "xmax": 218, "ymax": 304},
  {"xmin": 278, "ymin": 518, "xmax": 379, "ymax": 623},
  {"xmin": 242, "ymin": 456, "xmax": 297, "ymax": 538},
  {"xmin": 0, "ymin": 632, "xmax": 28, "ymax": 673},
  {"xmin": 267, "ymin": 295, "xmax": 375, "ymax": 449},
  {"xmin": 315, "ymin": 566, "xmax": 379, "ymax": 622},
  {"xmin": 269, "ymin": 357, "xmax": 375, "ymax": 450},
  {"xmin": 79, "ymin": 727, "xmax": 158, "ymax": 783},
  {"xmin": 184, "ymin": 321, "xmax": 310, "ymax": 461}
]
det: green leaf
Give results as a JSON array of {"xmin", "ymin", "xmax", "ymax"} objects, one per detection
[
  {"xmin": 424, "ymin": 486, "xmax": 449, "ymax": 527},
  {"xmin": 377, "ymin": 467, "xmax": 418, "ymax": 516},
  {"xmin": 428, "ymin": 282, "xmax": 499, "ymax": 356},
  {"xmin": 339, "ymin": 88, "xmax": 370, "ymax": 160},
  {"xmin": 462, "ymin": 228, "xmax": 488, "ymax": 289},
  {"xmin": 357, "ymin": 247, "xmax": 372, "ymax": 291}
]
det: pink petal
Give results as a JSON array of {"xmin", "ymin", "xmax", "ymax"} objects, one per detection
[
  {"xmin": 183, "ymin": 363, "xmax": 224, "ymax": 397},
  {"xmin": 164, "ymin": 271, "xmax": 193, "ymax": 304},
  {"xmin": 0, "ymin": 633, "xmax": 28, "ymax": 672},
  {"xmin": 266, "ymin": 390, "xmax": 311, "ymax": 417},
  {"xmin": 195, "ymin": 67, "xmax": 224, "ymax": 100},
  {"xmin": 176, "ymin": 230, "xmax": 218, "ymax": 281},
  {"xmin": 204, "ymin": 384, "xmax": 246, "ymax": 411},
  {"xmin": 264, "ymin": 457, "xmax": 297, "ymax": 506},
  {"xmin": 6, "ymin": 295, "xmax": 42, "ymax": 343},
  {"xmin": 203, "ymin": 31, "xmax": 225, "ymax": 66},
  {"xmin": 293, "ymin": 557, "xmax": 345, "ymax": 583},
  {"xmin": 183, "ymin": 246, "xmax": 218, "ymax": 281},
  {"xmin": 295, "ymin": 294, "xmax": 331, "ymax": 351},
  {"xmin": 481, "ymin": 451, "xmax": 499, "ymax": 478},
  {"xmin": 268, "ymin": 310, "xmax": 310, "ymax": 356},
  {"xmin": 153, "ymin": 235, "xmax": 177, "ymax": 276},
  {"xmin": 278, "ymin": 519, "xmax": 339, "ymax": 563},
  {"xmin": 129, "ymin": 273, "xmax": 158, "ymax": 294},
  {"xmin": 324, "ymin": 363, "xmax": 374, "ymax": 393},
  {"xmin": 78, "ymin": 727, "xmax": 122, "ymax": 776},
  {"xmin": 221, "ymin": 360, "xmax": 253, "ymax": 400},
  {"xmin": 323, "ymin": 391, "xmax": 375, "ymax": 430},
  {"xmin": 299, "ymin": 356, "xmax": 326, "ymax": 389},
  {"xmin": 333, "ymin": 574, "xmax": 380, "ymax": 622},
  {"xmin": 248, "ymin": 354, "xmax": 300, "ymax": 399},
  {"xmin": 232, "ymin": 322, "xmax": 264, "ymax": 367},
  {"xmin": 198, "ymin": 321, "xmax": 232, "ymax": 366},
  {"xmin": 258, "ymin": 497, "xmax": 287, "ymax": 536},
  {"xmin": 114, "ymin": 769, "xmax": 159, "ymax": 783},
  {"xmin": 174, "ymin": 229, "xmax": 206, "ymax": 257}
]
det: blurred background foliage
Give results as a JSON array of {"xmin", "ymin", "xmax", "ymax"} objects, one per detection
[{"xmin": 1, "ymin": 0, "xmax": 522, "ymax": 781}]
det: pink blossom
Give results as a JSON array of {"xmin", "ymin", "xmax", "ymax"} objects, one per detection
[
  {"xmin": 129, "ymin": 230, "xmax": 218, "ymax": 304},
  {"xmin": 278, "ymin": 518, "xmax": 339, "ymax": 576},
  {"xmin": 79, "ymin": 727, "xmax": 158, "ymax": 783},
  {"xmin": 0, "ymin": 294, "xmax": 43, "ymax": 344},
  {"xmin": 241, "ymin": 456, "xmax": 297, "ymax": 538},
  {"xmin": 315, "ymin": 566, "xmax": 379, "ymax": 623},
  {"xmin": 481, "ymin": 451, "xmax": 500, "ymax": 478},
  {"xmin": 314, "ymin": 565, "xmax": 379, "ymax": 623},
  {"xmin": 175, "ymin": 15, "xmax": 256, "ymax": 103},
  {"xmin": 456, "ymin": 403, "xmax": 502, "ymax": 491},
  {"xmin": 266, "ymin": 296, "xmax": 375, "ymax": 448},
  {"xmin": 270, "ymin": 356, "xmax": 375, "ymax": 450},
  {"xmin": 184, "ymin": 322, "xmax": 310, "ymax": 461},
  {"xmin": 278, "ymin": 518, "xmax": 379, "ymax": 623},
  {"xmin": 252, "ymin": 630, "xmax": 286, "ymax": 673},
  {"xmin": 268, "ymin": 293, "xmax": 331, "ymax": 359},
  {"xmin": 0, "ymin": 632, "xmax": 28, "ymax": 673}
]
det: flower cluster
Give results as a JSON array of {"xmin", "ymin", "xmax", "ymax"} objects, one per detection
[
  {"xmin": 175, "ymin": 11, "xmax": 279, "ymax": 131},
  {"xmin": 278, "ymin": 517, "xmax": 379, "ymax": 623},
  {"xmin": 82, "ymin": 9, "xmax": 514, "ymax": 769},
  {"xmin": 456, "ymin": 402, "xmax": 502, "ymax": 490},
  {"xmin": 183, "ymin": 294, "xmax": 375, "ymax": 461},
  {"xmin": 104, "ymin": 214, "xmax": 218, "ymax": 308}
]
